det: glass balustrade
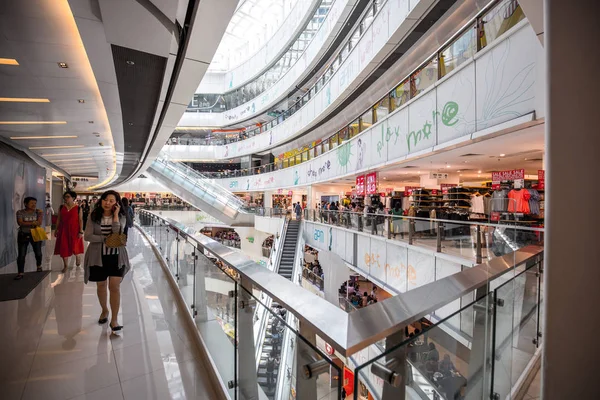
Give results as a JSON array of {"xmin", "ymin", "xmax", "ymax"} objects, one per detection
[{"xmin": 137, "ymin": 206, "xmax": 543, "ymax": 400}]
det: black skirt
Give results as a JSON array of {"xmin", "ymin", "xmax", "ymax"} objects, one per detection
[{"xmin": 88, "ymin": 254, "xmax": 124, "ymax": 281}]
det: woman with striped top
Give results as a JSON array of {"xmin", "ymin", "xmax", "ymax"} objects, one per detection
[{"xmin": 84, "ymin": 190, "xmax": 130, "ymax": 332}]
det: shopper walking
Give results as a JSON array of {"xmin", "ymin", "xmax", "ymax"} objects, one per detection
[
  {"xmin": 294, "ymin": 202, "xmax": 302, "ymax": 220},
  {"xmin": 121, "ymin": 197, "xmax": 134, "ymax": 236},
  {"xmin": 84, "ymin": 190, "xmax": 130, "ymax": 332},
  {"xmin": 80, "ymin": 199, "xmax": 90, "ymax": 231},
  {"xmin": 54, "ymin": 190, "xmax": 84, "ymax": 273},
  {"xmin": 15, "ymin": 197, "xmax": 44, "ymax": 280}
]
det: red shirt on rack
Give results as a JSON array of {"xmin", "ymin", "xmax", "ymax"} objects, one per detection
[{"xmin": 507, "ymin": 189, "xmax": 531, "ymax": 213}]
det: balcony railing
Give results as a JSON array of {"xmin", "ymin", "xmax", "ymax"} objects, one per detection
[
  {"xmin": 138, "ymin": 208, "xmax": 543, "ymax": 400},
  {"xmin": 172, "ymin": 0, "xmax": 525, "ymax": 179}
]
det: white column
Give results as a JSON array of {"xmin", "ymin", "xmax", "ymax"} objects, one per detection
[{"xmin": 543, "ymin": 1, "xmax": 600, "ymax": 398}]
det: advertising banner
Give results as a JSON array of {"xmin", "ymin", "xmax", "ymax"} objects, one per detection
[
  {"xmin": 538, "ymin": 170, "xmax": 545, "ymax": 190},
  {"xmin": 441, "ymin": 183, "xmax": 457, "ymax": 194},
  {"xmin": 355, "ymin": 175, "xmax": 365, "ymax": 196},
  {"xmin": 366, "ymin": 172, "xmax": 378, "ymax": 195},
  {"xmin": 492, "ymin": 169, "xmax": 524, "ymax": 189},
  {"xmin": 404, "ymin": 186, "xmax": 421, "ymax": 195}
]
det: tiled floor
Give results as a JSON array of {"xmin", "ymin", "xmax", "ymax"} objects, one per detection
[
  {"xmin": 0, "ymin": 230, "xmax": 218, "ymax": 400},
  {"xmin": 523, "ymin": 368, "xmax": 541, "ymax": 400}
]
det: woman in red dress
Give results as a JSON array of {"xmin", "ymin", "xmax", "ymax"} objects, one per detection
[{"xmin": 54, "ymin": 190, "xmax": 84, "ymax": 273}]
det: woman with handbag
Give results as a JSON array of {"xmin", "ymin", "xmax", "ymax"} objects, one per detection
[
  {"xmin": 15, "ymin": 196, "xmax": 44, "ymax": 280},
  {"xmin": 84, "ymin": 190, "xmax": 130, "ymax": 332},
  {"xmin": 54, "ymin": 190, "xmax": 84, "ymax": 273}
]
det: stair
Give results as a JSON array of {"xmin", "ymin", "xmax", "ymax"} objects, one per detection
[{"xmin": 257, "ymin": 219, "xmax": 299, "ymax": 399}]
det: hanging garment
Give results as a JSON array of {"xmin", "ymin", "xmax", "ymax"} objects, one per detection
[
  {"xmin": 483, "ymin": 195, "xmax": 492, "ymax": 215},
  {"xmin": 527, "ymin": 189, "xmax": 541, "ymax": 215},
  {"xmin": 470, "ymin": 195, "xmax": 485, "ymax": 214},
  {"xmin": 507, "ymin": 189, "xmax": 531, "ymax": 214},
  {"xmin": 491, "ymin": 190, "xmax": 509, "ymax": 212}
]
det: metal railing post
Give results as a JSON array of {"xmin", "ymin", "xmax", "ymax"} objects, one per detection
[
  {"xmin": 387, "ymin": 216, "xmax": 391, "ymax": 239},
  {"xmin": 436, "ymin": 222, "xmax": 442, "ymax": 253},
  {"xmin": 408, "ymin": 220, "xmax": 414, "ymax": 245},
  {"xmin": 476, "ymin": 224, "xmax": 483, "ymax": 264}
]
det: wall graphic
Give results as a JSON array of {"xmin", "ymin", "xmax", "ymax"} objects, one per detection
[
  {"xmin": 210, "ymin": 22, "xmax": 540, "ymax": 192},
  {"xmin": 0, "ymin": 144, "xmax": 46, "ymax": 268}
]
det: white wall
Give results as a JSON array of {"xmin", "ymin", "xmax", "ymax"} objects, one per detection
[{"xmin": 318, "ymin": 249, "xmax": 355, "ymax": 305}]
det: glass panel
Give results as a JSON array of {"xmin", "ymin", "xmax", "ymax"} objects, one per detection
[
  {"xmin": 373, "ymin": 97, "xmax": 389, "ymax": 122},
  {"xmin": 440, "ymin": 26, "xmax": 477, "ymax": 77},
  {"xmin": 480, "ymin": 0, "xmax": 525, "ymax": 49},
  {"xmin": 360, "ymin": 109, "xmax": 373, "ymax": 131},
  {"xmin": 178, "ymin": 238, "xmax": 196, "ymax": 308},
  {"xmin": 391, "ymin": 79, "xmax": 410, "ymax": 111},
  {"xmin": 194, "ymin": 251, "xmax": 238, "ymax": 399},
  {"xmin": 331, "ymin": 133, "xmax": 339, "ymax": 149},
  {"xmin": 348, "ymin": 119, "xmax": 360, "ymax": 138},
  {"xmin": 411, "ymin": 58, "xmax": 438, "ymax": 97}
]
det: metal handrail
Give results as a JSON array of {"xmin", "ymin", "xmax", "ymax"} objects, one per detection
[
  {"xmin": 153, "ymin": 153, "xmax": 251, "ymax": 211},
  {"xmin": 301, "ymin": 208, "xmax": 545, "ymax": 232},
  {"xmin": 140, "ymin": 209, "xmax": 544, "ymax": 357}
]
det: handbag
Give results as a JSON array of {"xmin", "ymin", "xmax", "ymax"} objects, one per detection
[
  {"xmin": 31, "ymin": 226, "xmax": 48, "ymax": 242},
  {"xmin": 105, "ymin": 224, "xmax": 127, "ymax": 248}
]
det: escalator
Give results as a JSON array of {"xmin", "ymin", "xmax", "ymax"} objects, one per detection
[
  {"xmin": 256, "ymin": 219, "xmax": 300, "ymax": 398},
  {"xmin": 147, "ymin": 153, "xmax": 254, "ymax": 226}
]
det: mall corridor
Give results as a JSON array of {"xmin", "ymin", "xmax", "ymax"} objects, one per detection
[{"xmin": 0, "ymin": 229, "xmax": 218, "ymax": 400}]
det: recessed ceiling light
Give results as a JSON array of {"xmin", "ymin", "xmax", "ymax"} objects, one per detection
[
  {"xmin": 383, "ymin": 177, "xmax": 387, "ymax": 180},
  {"xmin": 524, "ymin": 158, "xmax": 528, "ymax": 161},
  {"xmin": 0, "ymin": 121, "xmax": 66, "ymax": 125},
  {"xmin": 57, "ymin": 62, "xmax": 68, "ymax": 68},
  {"xmin": 78, "ymin": 99, "xmax": 85, "ymax": 103},
  {"xmin": 446, "ymin": 165, "xmax": 451, "ymax": 168},
  {"xmin": 126, "ymin": 60, "xmax": 135, "ymax": 66},
  {"xmin": 478, "ymin": 170, "xmax": 482, "ymax": 173},
  {"xmin": 478, "ymin": 174, "xmax": 481, "ymax": 177},
  {"xmin": 50, "ymin": 158, "xmax": 94, "ymax": 162},
  {"xmin": 457, "ymin": 170, "xmax": 461, "ymax": 173},
  {"xmin": 0, "ymin": 58, "xmax": 19, "ymax": 65},
  {"xmin": 11, "ymin": 135, "xmax": 77, "ymax": 140},
  {"xmin": 29, "ymin": 145, "xmax": 84, "ymax": 150},
  {"xmin": 499, "ymin": 154, "xmax": 505, "ymax": 157},
  {"xmin": 0, "ymin": 97, "xmax": 50, "ymax": 103}
]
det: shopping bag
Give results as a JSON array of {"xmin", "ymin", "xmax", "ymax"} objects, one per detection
[{"xmin": 31, "ymin": 226, "xmax": 48, "ymax": 242}]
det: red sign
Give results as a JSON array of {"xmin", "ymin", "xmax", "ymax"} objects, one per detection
[
  {"xmin": 385, "ymin": 188, "xmax": 393, "ymax": 194},
  {"xmin": 492, "ymin": 169, "xmax": 525, "ymax": 181},
  {"xmin": 366, "ymin": 172, "xmax": 378, "ymax": 195},
  {"xmin": 441, "ymin": 183, "xmax": 457, "ymax": 194},
  {"xmin": 343, "ymin": 367, "xmax": 355, "ymax": 396},
  {"xmin": 431, "ymin": 189, "xmax": 438, "ymax": 195},
  {"xmin": 324, "ymin": 343, "xmax": 334, "ymax": 356},
  {"xmin": 538, "ymin": 170, "xmax": 545, "ymax": 190},
  {"xmin": 491, "ymin": 212, "xmax": 501, "ymax": 222},
  {"xmin": 404, "ymin": 186, "xmax": 421, "ymax": 195},
  {"xmin": 355, "ymin": 175, "xmax": 365, "ymax": 196},
  {"xmin": 379, "ymin": 192, "xmax": 387, "ymax": 197}
]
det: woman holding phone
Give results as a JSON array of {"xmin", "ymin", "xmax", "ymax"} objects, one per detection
[{"xmin": 84, "ymin": 190, "xmax": 130, "ymax": 332}]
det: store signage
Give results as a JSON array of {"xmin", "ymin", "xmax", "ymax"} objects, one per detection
[
  {"xmin": 379, "ymin": 192, "xmax": 387, "ymax": 197},
  {"xmin": 288, "ymin": 190, "xmax": 293, "ymax": 196},
  {"xmin": 491, "ymin": 212, "xmax": 501, "ymax": 222},
  {"xmin": 431, "ymin": 189, "xmax": 438, "ymax": 195},
  {"xmin": 441, "ymin": 183, "xmax": 457, "ymax": 194},
  {"xmin": 430, "ymin": 172, "xmax": 449, "ymax": 179},
  {"xmin": 355, "ymin": 175, "xmax": 365, "ymax": 196},
  {"xmin": 324, "ymin": 343, "xmax": 334, "ymax": 356},
  {"xmin": 492, "ymin": 169, "xmax": 525, "ymax": 189},
  {"xmin": 538, "ymin": 170, "xmax": 545, "ymax": 190},
  {"xmin": 343, "ymin": 367, "xmax": 355, "ymax": 396},
  {"xmin": 385, "ymin": 188, "xmax": 393, "ymax": 194},
  {"xmin": 366, "ymin": 172, "xmax": 378, "ymax": 195},
  {"xmin": 404, "ymin": 186, "xmax": 421, "ymax": 195},
  {"xmin": 492, "ymin": 169, "xmax": 525, "ymax": 181}
]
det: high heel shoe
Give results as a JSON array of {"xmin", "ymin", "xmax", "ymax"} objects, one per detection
[
  {"xmin": 110, "ymin": 323, "xmax": 123, "ymax": 332},
  {"xmin": 98, "ymin": 313, "xmax": 109, "ymax": 324}
]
